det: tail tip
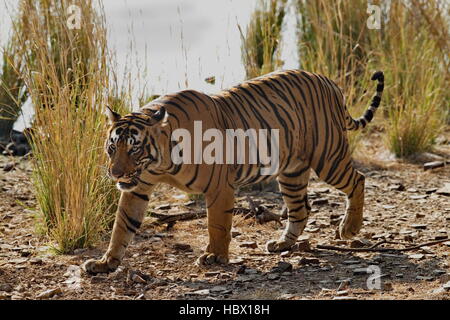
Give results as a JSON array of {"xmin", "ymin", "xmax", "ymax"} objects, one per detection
[{"xmin": 371, "ymin": 71, "xmax": 384, "ymax": 81}]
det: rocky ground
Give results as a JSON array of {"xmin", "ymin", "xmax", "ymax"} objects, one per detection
[{"xmin": 0, "ymin": 132, "xmax": 449, "ymax": 300}]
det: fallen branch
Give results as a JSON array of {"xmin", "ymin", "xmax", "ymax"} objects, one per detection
[
  {"xmin": 149, "ymin": 196, "xmax": 282, "ymax": 227},
  {"xmin": 316, "ymin": 238, "xmax": 449, "ymax": 253}
]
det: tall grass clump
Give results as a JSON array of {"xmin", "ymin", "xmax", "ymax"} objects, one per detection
[
  {"xmin": 15, "ymin": 0, "xmax": 119, "ymax": 253},
  {"xmin": 239, "ymin": 0, "xmax": 287, "ymax": 79},
  {"xmin": 296, "ymin": 0, "xmax": 449, "ymax": 157},
  {"xmin": 382, "ymin": 1, "xmax": 448, "ymax": 157},
  {"xmin": 0, "ymin": 7, "xmax": 28, "ymax": 145},
  {"xmin": 296, "ymin": 0, "xmax": 382, "ymax": 152}
]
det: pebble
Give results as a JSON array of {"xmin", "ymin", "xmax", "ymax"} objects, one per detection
[
  {"xmin": 36, "ymin": 288, "xmax": 62, "ymax": 299},
  {"xmin": 299, "ymin": 257, "xmax": 320, "ymax": 265},
  {"xmin": 239, "ymin": 241, "xmax": 258, "ymax": 249},
  {"xmin": 408, "ymin": 254, "xmax": 424, "ymax": 260},
  {"xmin": 353, "ymin": 268, "xmax": 369, "ymax": 275},
  {"xmin": 415, "ymin": 276, "xmax": 434, "ymax": 281},
  {"xmin": 173, "ymin": 243, "xmax": 192, "ymax": 251},
  {"xmin": 0, "ymin": 283, "xmax": 13, "ymax": 292},
  {"xmin": 443, "ymin": 281, "xmax": 450, "ymax": 291},
  {"xmin": 410, "ymin": 224, "xmax": 427, "ymax": 230},
  {"xmin": 267, "ymin": 274, "xmax": 280, "ymax": 280},
  {"xmin": 388, "ymin": 184, "xmax": 405, "ymax": 191},
  {"xmin": 291, "ymin": 240, "xmax": 311, "ymax": 252},
  {"xmin": 270, "ymin": 261, "xmax": 293, "ymax": 273},
  {"xmin": 312, "ymin": 198, "xmax": 328, "ymax": 206},
  {"xmin": 436, "ymin": 183, "xmax": 450, "ymax": 196},
  {"xmin": 332, "ymin": 296, "xmax": 357, "ymax": 300},
  {"xmin": 205, "ymin": 271, "xmax": 220, "ymax": 278},
  {"xmin": 2, "ymin": 162, "xmax": 15, "ymax": 172},
  {"xmin": 423, "ymin": 161, "xmax": 445, "ymax": 171},
  {"xmin": 155, "ymin": 204, "xmax": 171, "ymax": 210}
]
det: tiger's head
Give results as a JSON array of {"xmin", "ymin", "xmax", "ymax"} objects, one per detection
[{"xmin": 104, "ymin": 105, "xmax": 170, "ymax": 192}]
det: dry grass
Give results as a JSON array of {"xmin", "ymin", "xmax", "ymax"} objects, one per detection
[
  {"xmin": 0, "ymin": 5, "xmax": 28, "ymax": 142},
  {"xmin": 239, "ymin": 0, "xmax": 288, "ymax": 79},
  {"xmin": 295, "ymin": 0, "xmax": 449, "ymax": 157},
  {"xmin": 14, "ymin": 0, "xmax": 119, "ymax": 253}
]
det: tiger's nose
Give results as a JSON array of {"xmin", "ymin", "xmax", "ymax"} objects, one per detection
[{"xmin": 111, "ymin": 167, "xmax": 125, "ymax": 179}]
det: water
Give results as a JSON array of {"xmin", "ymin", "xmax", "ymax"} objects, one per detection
[{"xmin": 1, "ymin": 0, "xmax": 298, "ymax": 131}]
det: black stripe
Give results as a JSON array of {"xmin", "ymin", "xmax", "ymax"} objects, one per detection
[{"xmin": 131, "ymin": 192, "xmax": 149, "ymax": 201}]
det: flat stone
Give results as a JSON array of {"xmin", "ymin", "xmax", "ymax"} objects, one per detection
[
  {"xmin": 239, "ymin": 241, "xmax": 258, "ymax": 249},
  {"xmin": 388, "ymin": 184, "xmax": 405, "ymax": 191},
  {"xmin": 270, "ymin": 261, "xmax": 293, "ymax": 273},
  {"xmin": 188, "ymin": 289, "xmax": 210, "ymax": 296},
  {"xmin": 173, "ymin": 243, "xmax": 192, "ymax": 251},
  {"xmin": 423, "ymin": 161, "xmax": 445, "ymax": 171},
  {"xmin": 416, "ymin": 276, "xmax": 434, "ymax": 281},
  {"xmin": 332, "ymin": 296, "xmax": 357, "ymax": 300},
  {"xmin": 312, "ymin": 198, "xmax": 328, "ymax": 206},
  {"xmin": 267, "ymin": 273, "xmax": 280, "ymax": 280},
  {"xmin": 36, "ymin": 288, "xmax": 62, "ymax": 299},
  {"xmin": 155, "ymin": 204, "xmax": 171, "ymax": 210},
  {"xmin": 408, "ymin": 254, "xmax": 424, "ymax": 260},
  {"xmin": 410, "ymin": 224, "xmax": 427, "ymax": 230},
  {"xmin": 436, "ymin": 183, "xmax": 450, "ymax": 196},
  {"xmin": 299, "ymin": 257, "xmax": 320, "ymax": 265},
  {"xmin": 409, "ymin": 195, "xmax": 428, "ymax": 200},
  {"xmin": 353, "ymin": 268, "xmax": 369, "ymax": 275}
]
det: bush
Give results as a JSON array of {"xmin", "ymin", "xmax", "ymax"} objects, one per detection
[{"xmin": 16, "ymin": 0, "xmax": 120, "ymax": 253}]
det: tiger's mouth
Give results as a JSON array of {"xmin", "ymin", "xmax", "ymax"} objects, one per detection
[{"xmin": 116, "ymin": 179, "xmax": 138, "ymax": 191}]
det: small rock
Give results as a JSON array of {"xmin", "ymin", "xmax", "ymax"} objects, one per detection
[
  {"xmin": 336, "ymin": 290, "xmax": 349, "ymax": 296},
  {"xmin": 338, "ymin": 279, "xmax": 351, "ymax": 290},
  {"xmin": 291, "ymin": 240, "xmax": 311, "ymax": 252},
  {"xmin": 210, "ymin": 286, "xmax": 228, "ymax": 293},
  {"xmin": 312, "ymin": 198, "xmax": 328, "ymax": 206},
  {"xmin": 36, "ymin": 288, "xmax": 62, "ymax": 299},
  {"xmin": 267, "ymin": 273, "xmax": 280, "ymax": 280},
  {"xmin": 205, "ymin": 271, "xmax": 220, "ymax": 278},
  {"xmin": 383, "ymin": 282, "xmax": 393, "ymax": 291},
  {"xmin": 436, "ymin": 183, "xmax": 450, "ymax": 196},
  {"xmin": 388, "ymin": 184, "xmax": 405, "ymax": 191},
  {"xmin": 353, "ymin": 268, "xmax": 369, "ymax": 275},
  {"xmin": 425, "ymin": 188, "xmax": 438, "ymax": 194},
  {"xmin": 435, "ymin": 234, "xmax": 448, "ymax": 240},
  {"xmin": 155, "ymin": 204, "xmax": 171, "ymax": 210},
  {"xmin": 343, "ymin": 260, "xmax": 361, "ymax": 265},
  {"xmin": 443, "ymin": 281, "xmax": 450, "ymax": 291},
  {"xmin": 332, "ymin": 296, "xmax": 357, "ymax": 300},
  {"xmin": 239, "ymin": 241, "xmax": 258, "ymax": 249},
  {"xmin": 229, "ymin": 258, "xmax": 245, "ymax": 265},
  {"xmin": 231, "ymin": 229, "xmax": 241, "ymax": 238},
  {"xmin": 408, "ymin": 254, "xmax": 424, "ymax": 260},
  {"xmin": 0, "ymin": 283, "xmax": 13, "ymax": 293},
  {"xmin": 189, "ymin": 289, "xmax": 210, "ymax": 296},
  {"xmin": 90, "ymin": 276, "xmax": 107, "ymax": 284},
  {"xmin": 2, "ymin": 162, "xmax": 15, "ymax": 172},
  {"xmin": 271, "ymin": 261, "xmax": 293, "ymax": 273},
  {"xmin": 415, "ymin": 276, "xmax": 434, "ymax": 281},
  {"xmin": 410, "ymin": 224, "xmax": 427, "ymax": 230},
  {"xmin": 423, "ymin": 161, "xmax": 445, "ymax": 171},
  {"xmin": 409, "ymin": 195, "xmax": 428, "ymax": 200},
  {"xmin": 173, "ymin": 243, "xmax": 192, "ymax": 251},
  {"xmin": 131, "ymin": 273, "xmax": 147, "ymax": 284},
  {"xmin": 29, "ymin": 258, "xmax": 43, "ymax": 265},
  {"xmin": 299, "ymin": 257, "xmax": 320, "ymax": 265}
]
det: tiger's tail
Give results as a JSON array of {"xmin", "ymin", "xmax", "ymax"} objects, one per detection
[{"xmin": 346, "ymin": 71, "xmax": 384, "ymax": 131}]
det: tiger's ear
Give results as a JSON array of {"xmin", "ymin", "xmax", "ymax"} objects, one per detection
[
  {"xmin": 152, "ymin": 106, "xmax": 169, "ymax": 127},
  {"xmin": 105, "ymin": 106, "xmax": 121, "ymax": 124}
]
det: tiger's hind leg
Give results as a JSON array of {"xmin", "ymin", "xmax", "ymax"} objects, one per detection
[
  {"xmin": 266, "ymin": 165, "xmax": 311, "ymax": 252},
  {"xmin": 316, "ymin": 156, "xmax": 365, "ymax": 240}
]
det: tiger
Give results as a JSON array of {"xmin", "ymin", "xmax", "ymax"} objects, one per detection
[{"xmin": 83, "ymin": 69, "xmax": 384, "ymax": 273}]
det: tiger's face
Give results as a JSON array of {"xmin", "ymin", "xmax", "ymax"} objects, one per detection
[{"xmin": 105, "ymin": 106, "xmax": 168, "ymax": 192}]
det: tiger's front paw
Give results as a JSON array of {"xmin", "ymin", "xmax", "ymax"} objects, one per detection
[
  {"xmin": 338, "ymin": 214, "xmax": 363, "ymax": 240},
  {"xmin": 82, "ymin": 256, "xmax": 120, "ymax": 274},
  {"xmin": 266, "ymin": 239, "xmax": 294, "ymax": 253},
  {"xmin": 196, "ymin": 252, "xmax": 229, "ymax": 266}
]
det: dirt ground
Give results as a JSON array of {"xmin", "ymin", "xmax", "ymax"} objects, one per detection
[{"xmin": 0, "ymin": 132, "xmax": 449, "ymax": 300}]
